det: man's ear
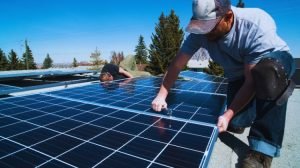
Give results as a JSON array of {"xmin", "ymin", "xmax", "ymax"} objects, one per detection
[{"xmin": 224, "ymin": 10, "xmax": 233, "ymax": 22}]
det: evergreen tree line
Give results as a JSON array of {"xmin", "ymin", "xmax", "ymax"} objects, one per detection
[
  {"xmin": 0, "ymin": 40, "xmax": 80, "ymax": 71},
  {"xmin": 0, "ymin": 40, "xmax": 37, "ymax": 71}
]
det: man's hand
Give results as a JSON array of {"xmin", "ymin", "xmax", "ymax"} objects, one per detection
[
  {"xmin": 217, "ymin": 109, "xmax": 234, "ymax": 133},
  {"xmin": 152, "ymin": 96, "xmax": 167, "ymax": 112},
  {"xmin": 217, "ymin": 115, "xmax": 230, "ymax": 133}
]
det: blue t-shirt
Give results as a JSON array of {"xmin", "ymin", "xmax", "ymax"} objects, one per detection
[{"xmin": 181, "ymin": 6, "xmax": 289, "ymax": 81}]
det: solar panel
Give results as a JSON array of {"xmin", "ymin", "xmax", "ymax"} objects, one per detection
[
  {"xmin": 0, "ymin": 84, "xmax": 23, "ymax": 95},
  {"xmin": 0, "ymin": 74, "xmax": 226, "ymax": 168},
  {"xmin": 0, "ymin": 69, "xmax": 96, "ymax": 81}
]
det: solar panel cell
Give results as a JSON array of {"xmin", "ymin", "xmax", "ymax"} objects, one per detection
[
  {"xmin": 91, "ymin": 116, "xmax": 123, "ymax": 128},
  {"xmin": 66, "ymin": 124, "xmax": 106, "ymax": 140},
  {"xmin": 0, "ymin": 149, "xmax": 50, "ymax": 167},
  {"xmin": 114, "ymin": 121, "xmax": 149, "ymax": 135},
  {"xmin": 0, "ymin": 117, "xmax": 19, "ymax": 127},
  {"xmin": 38, "ymin": 160, "xmax": 75, "ymax": 168},
  {"xmin": 46, "ymin": 119, "xmax": 83, "ymax": 132},
  {"xmin": 32, "ymin": 134, "xmax": 83, "ymax": 157},
  {"xmin": 92, "ymin": 130, "xmax": 134, "ymax": 150},
  {"xmin": 0, "ymin": 139, "xmax": 23, "ymax": 158},
  {"xmin": 58, "ymin": 142, "xmax": 113, "ymax": 168},
  {"xmin": 70, "ymin": 112, "xmax": 103, "ymax": 122},
  {"xmin": 28, "ymin": 114, "xmax": 64, "ymax": 125},
  {"xmin": 121, "ymin": 137, "xmax": 166, "ymax": 161},
  {"xmin": 10, "ymin": 128, "xmax": 57, "ymax": 146},
  {"xmin": 0, "ymin": 122, "xmax": 37, "ymax": 137},
  {"xmin": 98, "ymin": 152, "xmax": 150, "ymax": 168},
  {"xmin": 140, "ymin": 127, "xmax": 177, "ymax": 143},
  {"xmin": 155, "ymin": 145, "xmax": 204, "ymax": 168}
]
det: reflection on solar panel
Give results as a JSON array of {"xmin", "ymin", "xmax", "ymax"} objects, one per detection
[
  {"xmin": 0, "ymin": 74, "xmax": 226, "ymax": 168},
  {"xmin": 112, "ymin": 76, "xmax": 227, "ymax": 95},
  {"xmin": 0, "ymin": 84, "xmax": 23, "ymax": 95},
  {"xmin": 180, "ymin": 70, "xmax": 228, "ymax": 83}
]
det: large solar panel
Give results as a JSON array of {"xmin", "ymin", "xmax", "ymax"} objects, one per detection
[
  {"xmin": 0, "ymin": 74, "xmax": 227, "ymax": 168},
  {"xmin": 0, "ymin": 69, "xmax": 96, "ymax": 81},
  {"xmin": 0, "ymin": 84, "xmax": 23, "ymax": 95}
]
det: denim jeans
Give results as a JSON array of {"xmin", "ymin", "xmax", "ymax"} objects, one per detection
[{"xmin": 227, "ymin": 51, "xmax": 295, "ymax": 157}]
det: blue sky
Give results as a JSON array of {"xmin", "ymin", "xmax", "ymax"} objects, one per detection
[{"xmin": 0, "ymin": 0, "xmax": 299, "ymax": 64}]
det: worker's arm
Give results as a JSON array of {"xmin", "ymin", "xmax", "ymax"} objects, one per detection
[
  {"xmin": 119, "ymin": 67, "xmax": 133, "ymax": 78},
  {"xmin": 152, "ymin": 51, "xmax": 192, "ymax": 112},
  {"xmin": 217, "ymin": 64, "xmax": 256, "ymax": 132}
]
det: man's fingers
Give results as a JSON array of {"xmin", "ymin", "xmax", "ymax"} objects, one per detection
[
  {"xmin": 157, "ymin": 105, "xmax": 162, "ymax": 112},
  {"xmin": 162, "ymin": 104, "xmax": 167, "ymax": 110},
  {"xmin": 217, "ymin": 116, "xmax": 227, "ymax": 133},
  {"xmin": 152, "ymin": 103, "xmax": 162, "ymax": 112},
  {"xmin": 151, "ymin": 97, "xmax": 167, "ymax": 112}
]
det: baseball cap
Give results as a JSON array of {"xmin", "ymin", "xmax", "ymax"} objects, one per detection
[{"xmin": 186, "ymin": 0, "xmax": 231, "ymax": 34}]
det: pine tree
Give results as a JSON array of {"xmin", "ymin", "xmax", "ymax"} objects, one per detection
[
  {"xmin": 8, "ymin": 49, "xmax": 21, "ymax": 70},
  {"xmin": 90, "ymin": 47, "xmax": 104, "ymax": 69},
  {"xmin": 22, "ymin": 40, "xmax": 37, "ymax": 69},
  {"xmin": 134, "ymin": 35, "xmax": 148, "ymax": 64},
  {"xmin": 110, "ymin": 51, "xmax": 124, "ymax": 65},
  {"xmin": 0, "ymin": 49, "xmax": 9, "ymax": 71},
  {"xmin": 148, "ymin": 10, "xmax": 184, "ymax": 75},
  {"xmin": 237, "ymin": 0, "xmax": 245, "ymax": 8},
  {"xmin": 72, "ymin": 58, "xmax": 78, "ymax": 67},
  {"xmin": 42, "ymin": 53, "xmax": 53, "ymax": 69},
  {"xmin": 203, "ymin": 59, "xmax": 224, "ymax": 76}
]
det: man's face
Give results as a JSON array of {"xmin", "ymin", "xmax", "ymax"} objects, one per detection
[
  {"xmin": 101, "ymin": 73, "xmax": 113, "ymax": 81},
  {"xmin": 205, "ymin": 11, "xmax": 233, "ymax": 41},
  {"xmin": 205, "ymin": 17, "xmax": 227, "ymax": 41}
]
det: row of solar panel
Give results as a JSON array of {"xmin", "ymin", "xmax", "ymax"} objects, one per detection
[
  {"xmin": 0, "ymin": 71, "xmax": 227, "ymax": 167},
  {"xmin": 47, "ymin": 82, "xmax": 226, "ymax": 125},
  {"xmin": 111, "ymin": 76, "xmax": 228, "ymax": 95}
]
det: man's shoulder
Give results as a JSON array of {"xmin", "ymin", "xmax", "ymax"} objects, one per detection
[
  {"xmin": 233, "ymin": 6, "xmax": 274, "ymax": 27},
  {"xmin": 232, "ymin": 6, "xmax": 276, "ymax": 35}
]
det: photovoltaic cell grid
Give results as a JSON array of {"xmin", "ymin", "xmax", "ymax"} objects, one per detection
[
  {"xmin": 112, "ymin": 76, "xmax": 227, "ymax": 95},
  {"xmin": 0, "ymin": 94, "xmax": 218, "ymax": 168},
  {"xmin": 0, "ymin": 74, "xmax": 227, "ymax": 168},
  {"xmin": 47, "ymin": 80, "xmax": 226, "ymax": 125}
]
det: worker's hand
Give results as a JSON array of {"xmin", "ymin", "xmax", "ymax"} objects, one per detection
[
  {"xmin": 217, "ymin": 109, "xmax": 234, "ymax": 133},
  {"xmin": 152, "ymin": 96, "xmax": 167, "ymax": 112},
  {"xmin": 217, "ymin": 115, "xmax": 229, "ymax": 133}
]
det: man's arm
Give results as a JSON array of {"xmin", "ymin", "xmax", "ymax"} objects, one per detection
[
  {"xmin": 152, "ymin": 51, "xmax": 192, "ymax": 112},
  {"xmin": 119, "ymin": 67, "xmax": 133, "ymax": 78},
  {"xmin": 217, "ymin": 64, "xmax": 256, "ymax": 132}
]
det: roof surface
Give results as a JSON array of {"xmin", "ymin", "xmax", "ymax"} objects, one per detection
[{"xmin": 208, "ymin": 89, "xmax": 300, "ymax": 168}]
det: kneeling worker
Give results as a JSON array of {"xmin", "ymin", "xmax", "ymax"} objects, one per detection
[{"xmin": 151, "ymin": 0, "xmax": 295, "ymax": 167}]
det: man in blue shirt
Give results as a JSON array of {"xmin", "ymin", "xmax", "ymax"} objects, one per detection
[{"xmin": 152, "ymin": 0, "xmax": 295, "ymax": 167}]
